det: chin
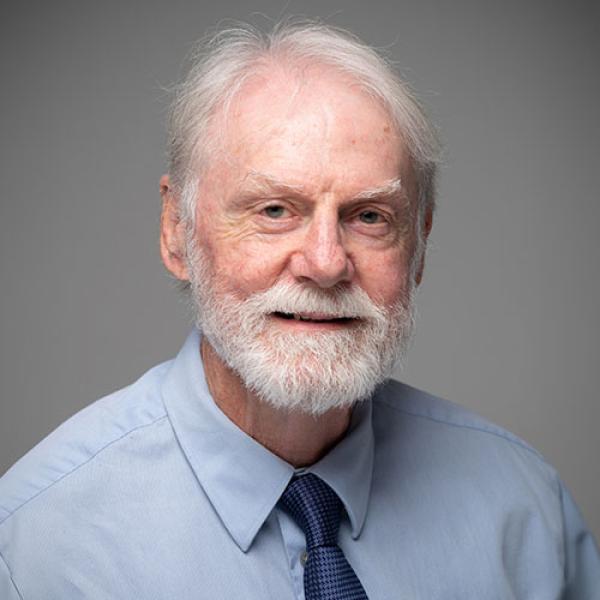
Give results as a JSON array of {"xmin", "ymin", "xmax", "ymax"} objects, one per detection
[{"xmin": 211, "ymin": 327, "xmax": 400, "ymax": 416}]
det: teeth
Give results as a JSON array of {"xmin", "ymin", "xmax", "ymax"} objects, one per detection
[
  {"xmin": 288, "ymin": 313, "xmax": 347, "ymax": 322},
  {"xmin": 293, "ymin": 314, "xmax": 315, "ymax": 321}
]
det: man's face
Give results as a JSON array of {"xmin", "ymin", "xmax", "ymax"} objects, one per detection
[{"xmin": 184, "ymin": 67, "xmax": 420, "ymax": 413}]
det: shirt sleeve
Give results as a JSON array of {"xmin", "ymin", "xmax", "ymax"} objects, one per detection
[
  {"xmin": 560, "ymin": 480, "xmax": 600, "ymax": 599},
  {"xmin": 0, "ymin": 552, "xmax": 22, "ymax": 600}
]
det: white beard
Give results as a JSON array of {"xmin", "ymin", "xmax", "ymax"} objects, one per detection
[{"xmin": 187, "ymin": 245, "xmax": 415, "ymax": 415}]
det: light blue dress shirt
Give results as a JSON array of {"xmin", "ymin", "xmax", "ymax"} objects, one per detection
[{"xmin": 0, "ymin": 330, "xmax": 598, "ymax": 599}]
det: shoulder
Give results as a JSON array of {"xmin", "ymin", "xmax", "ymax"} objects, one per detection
[
  {"xmin": 375, "ymin": 379, "xmax": 545, "ymax": 455},
  {"xmin": 0, "ymin": 360, "xmax": 173, "ymax": 525},
  {"xmin": 370, "ymin": 381, "xmax": 600, "ymax": 592},
  {"xmin": 372, "ymin": 379, "xmax": 557, "ymax": 486}
]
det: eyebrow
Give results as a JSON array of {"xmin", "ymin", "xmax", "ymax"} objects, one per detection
[
  {"xmin": 239, "ymin": 171, "xmax": 404, "ymax": 203},
  {"xmin": 352, "ymin": 178, "xmax": 404, "ymax": 201},
  {"xmin": 239, "ymin": 171, "xmax": 306, "ymax": 196}
]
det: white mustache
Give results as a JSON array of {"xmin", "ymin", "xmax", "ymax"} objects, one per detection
[{"xmin": 241, "ymin": 281, "xmax": 387, "ymax": 322}]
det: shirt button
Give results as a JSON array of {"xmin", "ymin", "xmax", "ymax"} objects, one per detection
[{"xmin": 300, "ymin": 550, "xmax": 308, "ymax": 566}]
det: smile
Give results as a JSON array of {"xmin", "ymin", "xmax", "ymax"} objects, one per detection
[{"xmin": 272, "ymin": 311, "xmax": 357, "ymax": 324}]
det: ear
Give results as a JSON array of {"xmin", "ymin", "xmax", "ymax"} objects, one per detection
[
  {"xmin": 413, "ymin": 207, "xmax": 433, "ymax": 286},
  {"xmin": 159, "ymin": 174, "xmax": 190, "ymax": 281}
]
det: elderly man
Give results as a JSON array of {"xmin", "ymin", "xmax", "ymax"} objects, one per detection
[{"xmin": 1, "ymin": 22, "xmax": 598, "ymax": 599}]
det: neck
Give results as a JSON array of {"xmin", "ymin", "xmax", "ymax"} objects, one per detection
[{"xmin": 200, "ymin": 338, "xmax": 352, "ymax": 467}]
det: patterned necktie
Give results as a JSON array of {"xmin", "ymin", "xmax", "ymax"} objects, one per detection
[{"xmin": 279, "ymin": 473, "xmax": 369, "ymax": 600}]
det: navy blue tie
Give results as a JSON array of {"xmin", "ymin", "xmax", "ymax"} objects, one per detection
[{"xmin": 279, "ymin": 474, "xmax": 369, "ymax": 600}]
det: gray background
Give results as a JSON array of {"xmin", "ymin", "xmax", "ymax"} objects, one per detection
[{"xmin": 1, "ymin": 0, "xmax": 598, "ymax": 539}]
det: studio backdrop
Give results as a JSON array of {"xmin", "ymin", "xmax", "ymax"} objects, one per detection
[{"xmin": 1, "ymin": 0, "xmax": 598, "ymax": 537}]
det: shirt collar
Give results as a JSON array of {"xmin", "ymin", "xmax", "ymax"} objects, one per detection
[
  {"xmin": 308, "ymin": 397, "xmax": 373, "ymax": 540},
  {"xmin": 161, "ymin": 329, "xmax": 374, "ymax": 552}
]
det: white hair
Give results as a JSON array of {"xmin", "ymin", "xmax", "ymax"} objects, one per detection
[{"xmin": 167, "ymin": 19, "xmax": 441, "ymax": 263}]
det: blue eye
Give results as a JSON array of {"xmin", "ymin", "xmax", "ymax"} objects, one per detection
[
  {"xmin": 263, "ymin": 205, "xmax": 287, "ymax": 218},
  {"xmin": 359, "ymin": 211, "xmax": 382, "ymax": 224}
]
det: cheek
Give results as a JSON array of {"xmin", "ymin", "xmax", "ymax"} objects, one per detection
[
  {"xmin": 357, "ymin": 252, "xmax": 412, "ymax": 306},
  {"xmin": 210, "ymin": 242, "xmax": 290, "ymax": 295}
]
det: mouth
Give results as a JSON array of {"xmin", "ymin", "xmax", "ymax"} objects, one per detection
[{"xmin": 271, "ymin": 311, "xmax": 358, "ymax": 325}]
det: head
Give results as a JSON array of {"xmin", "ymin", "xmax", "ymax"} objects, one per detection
[{"xmin": 160, "ymin": 21, "xmax": 440, "ymax": 414}]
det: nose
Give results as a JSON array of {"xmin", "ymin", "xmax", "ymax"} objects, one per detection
[{"xmin": 289, "ymin": 211, "xmax": 354, "ymax": 288}]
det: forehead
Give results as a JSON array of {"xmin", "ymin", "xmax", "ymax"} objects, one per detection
[{"xmin": 203, "ymin": 64, "xmax": 411, "ymax": 198}]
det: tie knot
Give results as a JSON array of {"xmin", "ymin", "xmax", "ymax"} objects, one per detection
[{"xmin": 279, "ymin": 474, "xmax": 343, "ymax": 549}]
